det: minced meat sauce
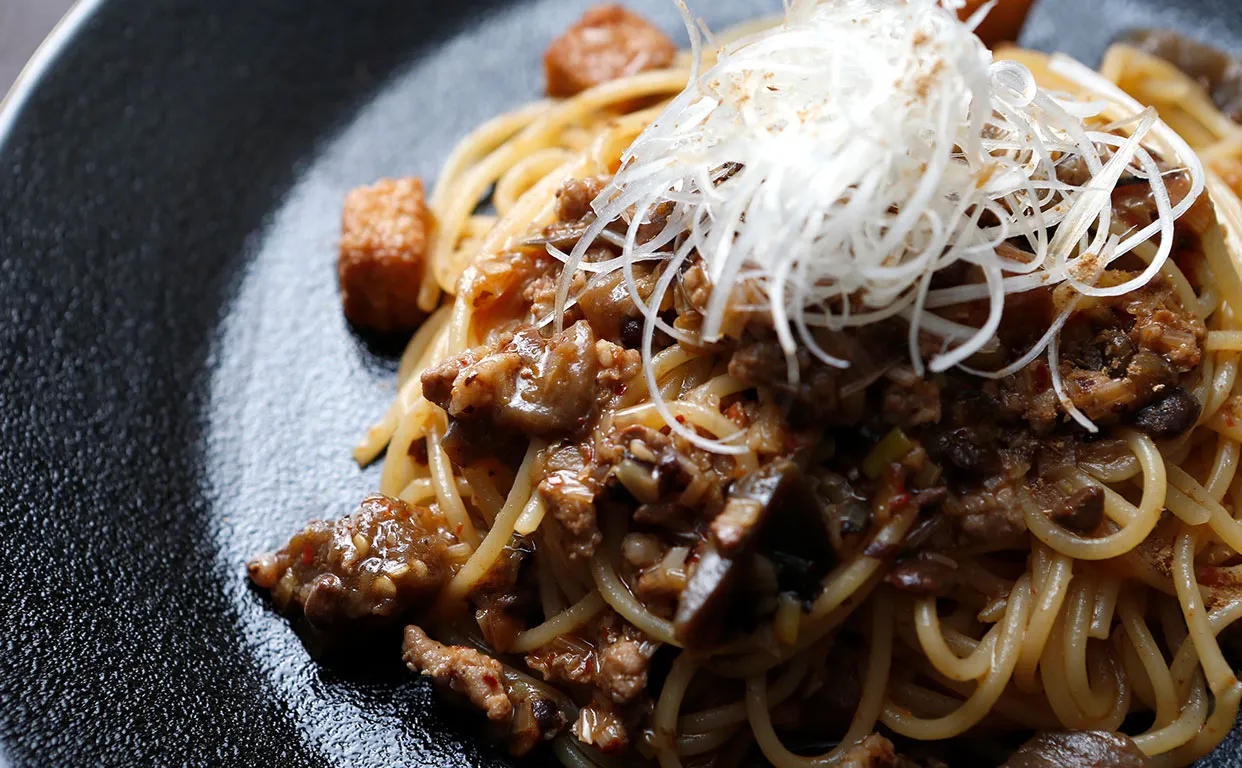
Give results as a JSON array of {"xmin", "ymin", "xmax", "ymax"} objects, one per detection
[{"xmin": 251, "ymin": 158, "xmax": 1211, "ymax": 762}]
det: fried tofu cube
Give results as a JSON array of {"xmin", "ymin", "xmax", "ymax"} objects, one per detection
[
  {"xmin": 958, "ymin": 0, "xmax": 1035, "ymax": 47},
  {"xmin": 338, "ymin": 177, "xmax": 432, "ymax": 334},
  {"xmin": 544, "ymin": 5, "xmax": 677, "ymax": 98}
]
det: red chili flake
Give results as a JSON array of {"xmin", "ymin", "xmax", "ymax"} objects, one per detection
[
  {"xmin": 301, "ymin": 546, "xmax": 314, "ymax": 565},
  {"xmin": 890, "ymin": 492, "xmax": 910, "ymax": 510},
  {"xmin": 616, "ymin": 384, "xmax": 628, "ymax": 395},
  {"xmin": 1228, "ymin": 415, "xmax": 1237, "ymax": 428},
  {"xmin": 725, "ymin": 402, "xmax": 748, "ymax": 427},
  {"xmin": 675, "ymin": 415, "xmax": 687, "ymax": 424}
]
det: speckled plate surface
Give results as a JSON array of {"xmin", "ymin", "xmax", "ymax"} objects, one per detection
[{"xmin": 1, "ymin": 0, "xmax": 1241, "ymax": 766}]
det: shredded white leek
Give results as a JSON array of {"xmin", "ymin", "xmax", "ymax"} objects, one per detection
[{"xmin": 550, "ymin": 0, "xmax": 1204, "ymax": 447}]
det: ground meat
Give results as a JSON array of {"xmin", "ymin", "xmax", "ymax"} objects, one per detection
[
  {"xmin": 724, "ymin": 251, "xmax": 1201, "ymax": 567},
  {"xmin": 538, "ymin": 441, "xmax": 606, "ymax": 560},
  {"xmin": 525, "ymin": 612, "xmax": 656, "ymax": 705},
  {"xmin": 247, "ymin": 495, "xmax": 450, "ymax": 629},
  {"xmin": 572, "ymin": 701, "xmax": 630, "ymax": 755},
  {"xmin": 930, "ymin": 426, "xmax": 999, "ymax": 475},
  {"xmin": 594, "ymin": 339, "xmax": 643, "ymax": 398},
  {"xmin": 403, "ymin": 625, "xmax": 512, "ymax": 721},
  {"xmin": 522, "ymin": 269, "xmax": 565, "ymax": 327},
  {"xmin": 534, "ymin": 175, "xmax": 669, "ymax": 269},
  {"xmin": 937, "ymin": 479, "xmax": 1029, "ymax": 554},
  {"xmin": 557, "ymin": 176, "xmax": 608, "ymax": 222},
  {"xmin": 403, "ymin": 626, "xmax": 565, "ymax": 756},
  {"xmin": 525, "ymin": 634, "xmax": 596, "ymax": 687},
  {"xmin": 596, "ymin": 635, "xmax": 657, "ymax": 704},
  {"xmin": 421, "ymin": 320, "xmax": 600, "ymax": 438},
  {"xmin": 544, "ymin": 5, "xmax": 677, "ymax": 98},
  {"xmin": 728, "ymin": 332, "xmax": 879, "ymax": 426},
  {"xmin": 529, "ymin": 178, "xmax": 611, "ymax": 252},
  {"xmin": 997, "ymin": 360, "xmax": 1061, "ymax": 435},
  {"xmin": 883, "ymin": 368, "xmax": 942, "ymax": 427},
  {"xmin": 840, "ymin": 734, "xmax": 921, "ymax": 768},
  {"xmin": 1058, "ymin": 273, "xmax": 1204, "ymax": 425},
  {"xmin": 338, "ymin": 177, "xmax": 431, "ymax": 334}
]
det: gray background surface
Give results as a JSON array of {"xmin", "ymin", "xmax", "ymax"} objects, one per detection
[{"xmin": 1, "ymin": 1, "xmax": 75, "ymax": 92}]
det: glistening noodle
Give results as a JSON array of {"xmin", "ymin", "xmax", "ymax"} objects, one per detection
[{"xmin": 248, "ymin": 1, "xmax": 1242, "ymax": 766}]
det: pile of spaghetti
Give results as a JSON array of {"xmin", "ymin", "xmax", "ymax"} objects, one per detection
[{"xmin": 249, "ymin": 1, "xmax": 1242, "ymax": 765}]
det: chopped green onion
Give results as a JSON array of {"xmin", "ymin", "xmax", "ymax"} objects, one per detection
[{"xmin": 862, "ymin": 428, "xmax": 916, "ymax": 481}]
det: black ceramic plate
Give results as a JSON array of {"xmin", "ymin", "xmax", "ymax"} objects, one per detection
[{"xmin": 2, "ymin": 0, "xmax": 1242, "ymax": 766}]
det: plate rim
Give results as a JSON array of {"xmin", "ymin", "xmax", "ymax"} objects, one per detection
[{"xmin": 0, "ymin": 0, "xmax": 1238, "ymax": 765}]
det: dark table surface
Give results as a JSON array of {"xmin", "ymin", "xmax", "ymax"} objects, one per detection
[{"xmin": 1, "ymin": 1, "xmax": 75, "ymax": 94}]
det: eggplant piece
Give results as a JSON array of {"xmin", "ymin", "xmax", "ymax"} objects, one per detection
[
  {"xmin": 885, "ymin": 553, "xmax": 959, "ymax": 598},
  {"xmin": 710, "ymin": 458, "xmax": 829, "ymax": 555},
  {"xmin": 1130, "ymin": 386, "xmax": 1201, "ymax": 440},
  {"xmin": 673, "ymin": 544, "xmax": 741, "ymax": 651},
  {"xmin": 676, "ymin": 460, "xmax": 836, "ymax": 649},
  {"xmin": 709, "ymin": 459, "xmax": 794, "ymax": 554},
  {"xmin": 1003, "ymin": 731, "xmax": 1152, "ymax": 768}
]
